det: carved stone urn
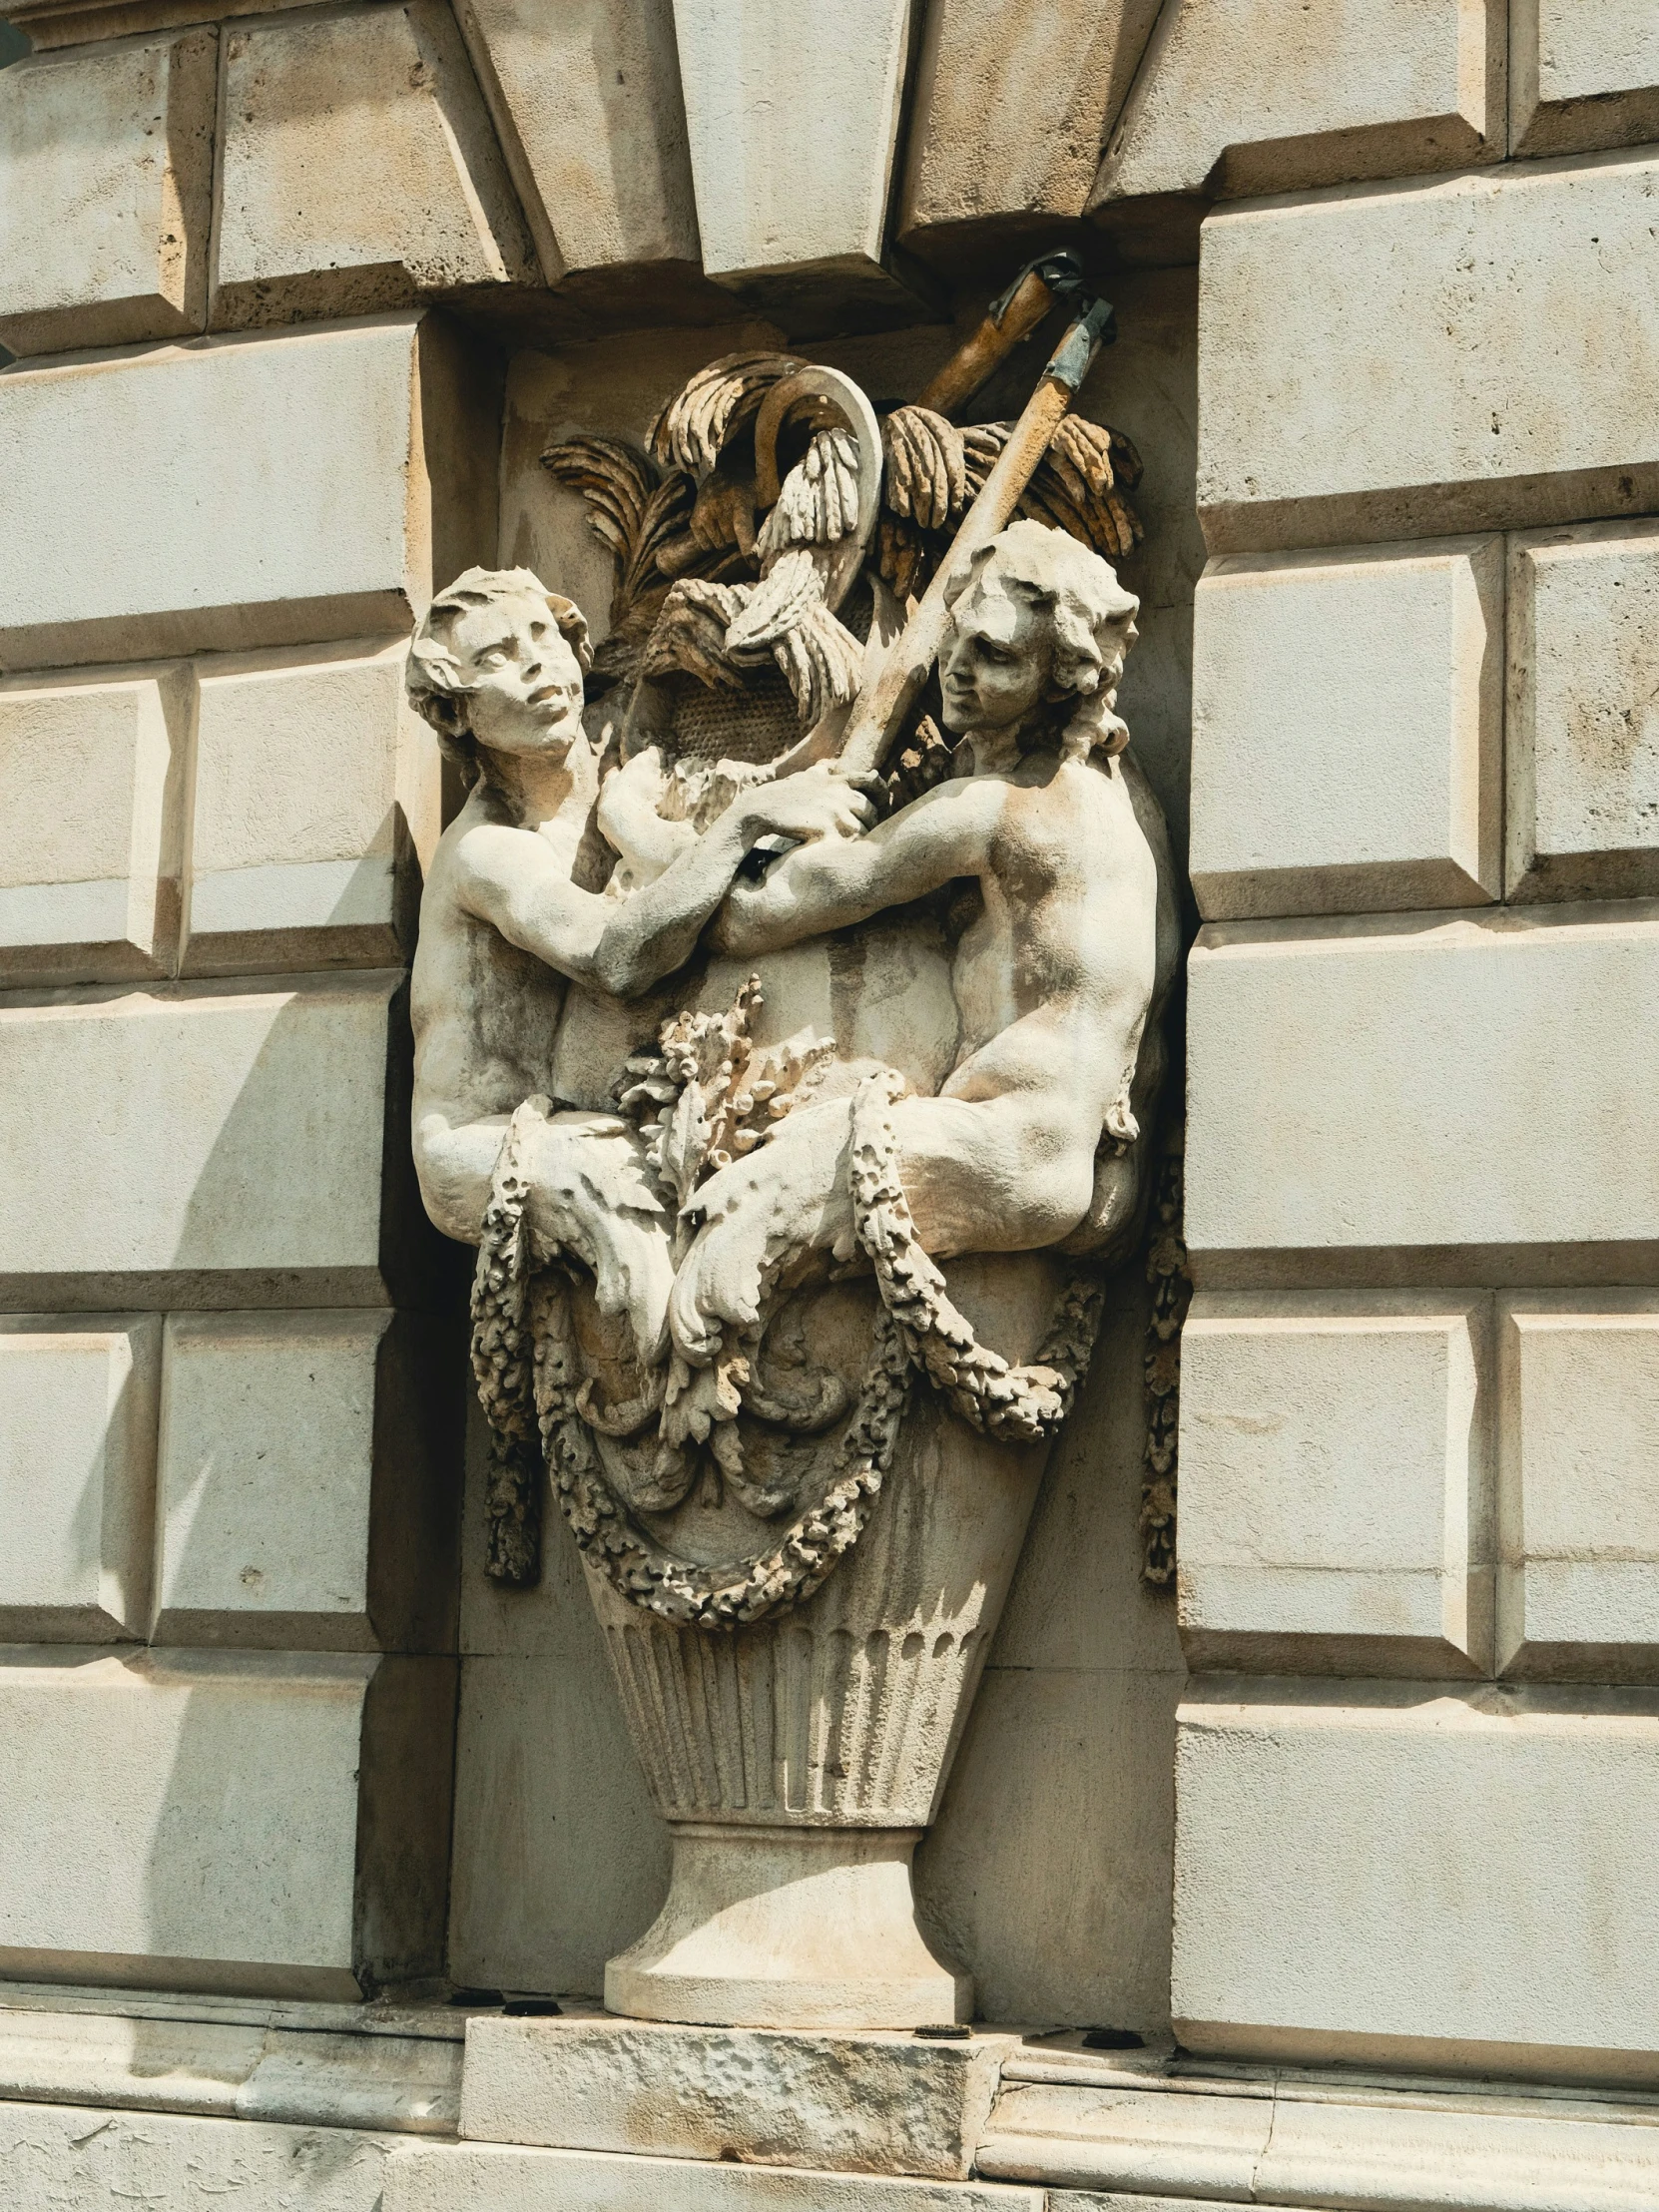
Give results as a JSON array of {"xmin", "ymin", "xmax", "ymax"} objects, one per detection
[
  {"xmin": 408, "ymin": 327, "xmax": 1174, "ymax": 2029},
  {"xmin": 586, "ymin": 1253, "xmax": 1067, "ymax": 2027}
]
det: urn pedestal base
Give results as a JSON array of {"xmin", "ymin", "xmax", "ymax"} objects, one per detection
[{"xmin": 604, "ymin": 1822, "xmax": 968, "ymax": 2029}]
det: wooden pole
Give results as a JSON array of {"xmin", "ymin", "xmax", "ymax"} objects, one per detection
[
  {"xmin": 833, "ymin": 295, "xmax": 1116, "ymax": 782},
  {"xmin": 912, "ymin": 253, "xmax": 1082, "ymax": 420}
]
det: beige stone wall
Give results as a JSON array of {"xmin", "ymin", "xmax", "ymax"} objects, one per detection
[{"xmin": 4, "ymin": 0, "xmax": 1659, "ymax": 2127}]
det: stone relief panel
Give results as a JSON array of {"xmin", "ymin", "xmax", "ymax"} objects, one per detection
[{"xmin": 407, "ymin": 270, "xmax": 1180, "ymax": 2027}]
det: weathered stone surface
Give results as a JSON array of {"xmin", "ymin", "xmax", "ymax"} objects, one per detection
[
  {"xmin": 460, "ymin": 2014, "xmax": 1012, "ymax": 2178},
  {"xmin": 1190, "ymin": 540, "xmax": 1502, "ymax": 918},
  {"xmin": 0, "ymin": 314, "xmax": 498, "ymax": 668},
  {"xmin": 1199, "ymin": 156, "xmax": 1659, "ymax": 553},
  {"xmin": 0, "ymin": 973, "xmax": 424, "ymax": 1311},
  {"xmin": 451, "ymin": 0, "xmax": 701, "ymax": 288},
  {"xmin": 1178, "ymin": 1293, "xmax": 1492, "ymax": 1674},
  {"xmin": 1506, "ymin": 521, "xmax": 1659, "ymax": 902},
  {"xmin": 1173, "ymin": 1681, "xmax": 1659, "ymax": 2080},
  {"xmin": 1186, "ymin": 909, "xmax": 1659, "ymax": 1284},
  {"xmin": 0, "ymin": 1647, "xmax": 455, "ymax": 1997},
  {"xmin": 155, "ymin": 1309, "xmax": 460, "ymax": 1650},
  {"xmin": 1512, "ymin": 0, "xmax": 1659, "ymax": 158},
  {"xmin": 671, "ymin": 0, "xmax": 920, "ymax": 319},
  {"xmin": 986, "ymin": 2085, "xmax": 1659, "ymax": 2207},
  {"xmin": 185, "ymin": 639, "xmax": 440, "ymax": 974},
  {"xmin": 897, "ymin": 0, "xmax": 1162, "ymax": 257},
  {"xmin": 385, "ymin": 2141, "xmax": 1044, "ymax": 2212},
  {"xmin": 1092, "ymin": 0, "xmax": 1502, "ymax": 230},
  {"xmin": 1498, "ymin": 1294, "xmax": 1659, "ymax": 1681},
  {"xmin": 0, "ymin": 663, "xmax": 190, "ymax": 984},
  {"xmin": 0, "ymin": 1316, "xmax": 161, "ymax": 1642},
  {"xmin": 213, "ymin": 1, "xmax": 536, "ymax": 328},
  {"xmin": 1, "ymin": 2100, "xmax": 398, "ymax": 2212},
  {"xmin": 445, "ymin": 1652, "xmax": 672, "ymax": 2002},
  {"xmin": 0, "ymin": 29, "xmax": 216, "ymax": 357},
  {"xmin": 0, "ymin": 2006, "xmax": 459, "ymax": 2131}
]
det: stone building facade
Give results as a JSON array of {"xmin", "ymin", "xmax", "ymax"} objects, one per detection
[{"xmin": 2, "ymin": 2, "xmax": 1659, "ymax": 2207}]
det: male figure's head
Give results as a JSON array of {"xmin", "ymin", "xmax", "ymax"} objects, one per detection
[
  {"xmin": 406, "ymin": 567, "xmax": 592, "ymax": 782},
  {"xmin": 939, "ymin": 519, "xmax": 1140, "ymax": 759}
]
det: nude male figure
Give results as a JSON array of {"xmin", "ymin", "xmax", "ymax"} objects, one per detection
[
  {"xmin": 404, "ymin": 566, "xmax": 871, "ymax": 1360},
  {"xmin": 669, "ymin": 519, "xmax": 1169, "ymax": 1363}
]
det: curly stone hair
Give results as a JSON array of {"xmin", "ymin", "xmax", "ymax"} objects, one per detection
[
  {"xmin": 944, "ymin": 517, "xmax": 1140, "ymax": 760},
  {"xmin": 405, "ymin": 566, "xmax": 593, "ymax": 783}
]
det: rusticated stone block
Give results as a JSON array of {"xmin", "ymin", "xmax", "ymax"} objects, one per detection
[
  {"xmin": 0, "ymin": 1647, "xmax": 455, "ymax": 1999},
  {"xmin": 155, "ymin": 1310, "xmax": 460, "ymax": 1651},
  {"xmin": 1173, "ymin": 1680, "xmax": 1659, "ymax": 2082},
  {"xmin": 1498, "ymin": 1294, "xmax": 1659, "ymax": 1680},
  {"xmin": 213, "ymin": 1, "xmax": 536, "ymax": 328},
  {"xmin": 1199, "ymin": 156, "xmax": 1659, "ymax": 552},
  {"xmin": 0, "ymin": 664, "xmax": 190, "ymax": 985},
  {"xmin": 0, "ymin": 29, "xmax": 216, "ymax": 357},
  {"xmin": 460, "ymin": 2013, "xmax": 1014, "ymax": 2179},
  {"xmin": 897, "ymin": 0, "xmax": 1162, "ymax": 258},
  {"xmin": 1186, "ymin": 909, "xmax": 1659, "ymax": 1284},
  {"xmin": 0, "ymin": 1316, "xmax": 161, "ymax": 1642},
  {"xmin": 451, "ymin": 0, "xmax": 701, "ymax": 288},
  {"xmin": 1190, "ymin": 539, "xmax": 1502, "ymax": 918},
  {"xmin": 1178, "ymin": 1293, "xmax": 1492, "ymax": 1675},
  {"xmin": 0, "ymin": 314, "xmax": 498, "ymax": 668},
  {"xmin": 1507, "ymin": 521, "xmax": 1659, "ymax": 902},
  {"xmin": 185, "ymin": 639, "xmax": 440, "ymax": 975},
  {"xmin": 0, "ymin": 972, "xmax": 436, "ymax": 1311},
  {"xmin": 1512, "ymin": 0, "xmax": 1659, "ymax": 158},
  {"xmin": 1093, "ymin": 0, "xmax": 1502, "ymax": 231}
]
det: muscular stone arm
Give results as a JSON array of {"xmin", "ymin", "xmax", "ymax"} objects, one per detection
[
  {"xmin": 715, "ymin": 778, "xmax": 1004, "ymax": 956},
  {"xmin": 455, "ymin": 809, "xmax": 763, "ymax": 999}
]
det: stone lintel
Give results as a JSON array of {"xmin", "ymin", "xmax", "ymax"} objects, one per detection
[{"xmin": 459, "ymin": 2010, "xmax": 1023, "ymax": 2181}]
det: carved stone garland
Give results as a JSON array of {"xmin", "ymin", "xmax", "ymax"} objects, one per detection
[{"xmin": 471, "ymin": 1070, "xmax": 1107, "ymax": 1628}]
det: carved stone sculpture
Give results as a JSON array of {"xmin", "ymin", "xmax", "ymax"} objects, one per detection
[{"xmin": 408, "ymin": 307, "xmax": 1178, "ymax": 2026}]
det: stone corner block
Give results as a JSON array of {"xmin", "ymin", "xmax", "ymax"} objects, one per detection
[
  {"xmin": 459, "ymin": 2013, "xmax": 1015, "ymax": 2180},
  {"xmin": 0, "ymin": 27, "xmax": 216, "ymax": 359},
  {"xmin": 1177, "ymin": 1292, "xmax": 1493, "ymax": 1676},
  {"xmin": 1511, "ymin": 0, "xmax": 1659, "ymax": 159},
  {"xmin": 0, "ymin": 1645, "xmax": 456, "ymax": 1998},
  {"xmin": 1498, "ymin": 1292, "xmax": 1659, "ymax": 1681},
  {"xmin": 0, "ymin": 1315, "xmax": 162, "ymax": 1641},
  {"xmin": 1506, "ymin": 520, "xmax": 1659, "ymax": 903},
  {"xmin": 212, "ymin": 0, "xmax": 537, "ymax": 331},
  {"xmin": 1091, "ymin": 0, "xmax": 1503, "ymax": 214},
  {"xmin": 0, "ymin": 662, "xmax": 191, "ymax": 986},
  {"xmin": 1191, "ymin": 540, "xmax": 1502, "ymax": 920},
  {"xmin": 384, "ymin": 2139, "xmax": 1044, "ymax": 2212},
  {"xmin": 182, "ymin": 638, "xmax": 441, "ymax": 977},
  {"xmin": 0, "ymin": 313, "xmax": 499, "ymax": 670}
]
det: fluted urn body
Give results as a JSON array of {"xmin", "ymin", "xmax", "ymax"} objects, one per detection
[{"xmin": 586, "ymin": 1254, "xmax": 1060, "ymax": 2027}]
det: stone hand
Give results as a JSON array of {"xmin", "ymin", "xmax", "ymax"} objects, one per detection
[
  {"xmin": 745, "ymin": 763, "xmax": 874, "ymax": 846},
  {"xmin": 668, "ymin": 1099, "xmax": 856, "ymax": 1363}
]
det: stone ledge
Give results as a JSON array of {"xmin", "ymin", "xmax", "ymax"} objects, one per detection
[{"xmin": 982, "ymin": 2055, "xmax": 1659, "ymax": 2211}]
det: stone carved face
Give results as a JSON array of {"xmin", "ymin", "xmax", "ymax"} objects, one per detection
[
  {"xmin": 938, "ymin": 518, "xmax": 1140, "ymax": 756},
  {"xmin": 938, "ymin": 572, "xmax": 1055, "ymax": 734},
  {"xmin": 442, "ymin": 589, "xmax": 587, "ymax": 758}
]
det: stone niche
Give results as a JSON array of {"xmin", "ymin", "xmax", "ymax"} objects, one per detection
[{"xmin": 438, "ymin": 272, "xmax": 1202, "ymax": 2032}]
